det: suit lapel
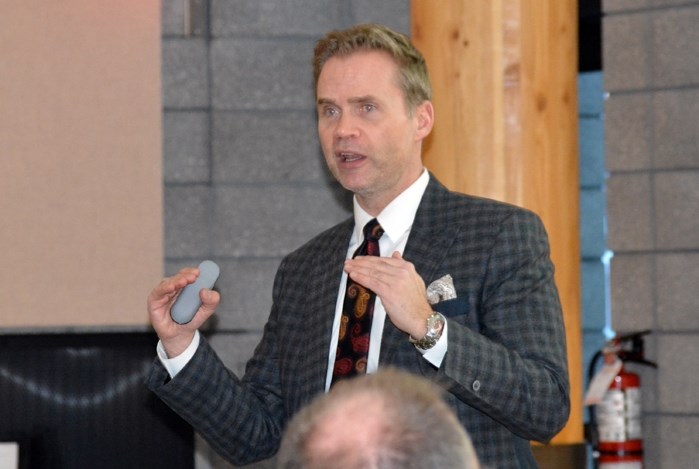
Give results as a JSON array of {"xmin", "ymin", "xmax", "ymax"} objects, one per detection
[
  {"xmin": 302, "ymin": 219, "xmax": 353, "ymax": 391},
  {"xmin": 404, "ymin": 179, "xmax": 459, "ymax": 281},
  {"xmin": 379, "ymin": 177, "xmax": 461, "ymax": 364}
]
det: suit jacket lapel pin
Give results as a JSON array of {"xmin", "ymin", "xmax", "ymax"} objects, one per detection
[{"xmin": 426, "ymin": 274, "xmax": 457, "ymax": 305}]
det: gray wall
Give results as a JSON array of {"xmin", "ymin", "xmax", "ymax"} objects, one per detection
[
  {"xmin": 161, "ymin": 1, "xmax": 410, "ymax": 467},
  {"xmin": 603, "ymin": 0, "xmax": 699, "ymax": 467}
]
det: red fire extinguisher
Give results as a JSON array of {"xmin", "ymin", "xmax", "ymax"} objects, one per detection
[{"xmin": 585, "ymin": 330, "xmax": 657, "ymax": 469}]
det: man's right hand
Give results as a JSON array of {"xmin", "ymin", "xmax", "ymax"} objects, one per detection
[{"xmin": 147, "ymin": 267, "xmax": 220, "ymax": 358}]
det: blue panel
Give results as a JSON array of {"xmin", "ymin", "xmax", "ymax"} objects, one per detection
[
  {"xmin": 581, "ymin": 259, "xmax": 608, "ymax": 329},
  {"xmin": 579, "ymin": 117, "xmax": 606, "ymax": 187},
  {"xmin": 578, "ymin": 71, "xmax": 605, "ymax": 116},
  {"xmin": 579, "ymin": 189, "xmax": 608, "ymax": 257}
]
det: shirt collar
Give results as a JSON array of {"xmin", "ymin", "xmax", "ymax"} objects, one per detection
[{"xmin": 352, "ymin": 169, "xmax": 429, "ymax": 244}]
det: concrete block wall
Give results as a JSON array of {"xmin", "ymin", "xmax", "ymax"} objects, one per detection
[
  {"xmin": 603, "ymin": 1, "xmax": 699, "ymax": 467},
  {"xmin": 161, "ymin": 1, "xmax": 410, "ymax": 467}
]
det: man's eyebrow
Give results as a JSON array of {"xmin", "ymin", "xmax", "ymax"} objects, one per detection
[
  {"xmin": 316, "ymin": 96, "xmax": 378, "ymax": 106},
  {"xmin": 348, "ymin": 95, "xmax": 377, "ymax": 104},
  {"xmin": 316, "ymin": 97, "xmax": 336, "ymax": 106}
]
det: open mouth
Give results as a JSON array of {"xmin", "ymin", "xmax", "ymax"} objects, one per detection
[{"xmin": 338, "ymin": 152, "xmax": 365, "ymax": 163}]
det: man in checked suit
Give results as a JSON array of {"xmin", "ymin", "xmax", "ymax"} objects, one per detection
[{"xmin": 146, "ymin": 23, "xmax": 570, "ymax": 469}]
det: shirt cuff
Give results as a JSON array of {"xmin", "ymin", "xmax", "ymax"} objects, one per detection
[
  {"xmin": 419, "ymin": 319, "xmax": 448, "ymax": 368},
  {"xmin": 156, "ymin": 330, "xmax": 200, "ymax": 379}
]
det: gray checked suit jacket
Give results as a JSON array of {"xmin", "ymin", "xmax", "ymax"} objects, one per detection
[{"xmin": 147, "ymin": 175, "xmax": 570, "ymax": 469}]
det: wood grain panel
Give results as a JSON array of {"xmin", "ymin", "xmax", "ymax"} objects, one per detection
[{"xmin": 412, "ymin": 0, "xmax": 583, "ymax": 444}]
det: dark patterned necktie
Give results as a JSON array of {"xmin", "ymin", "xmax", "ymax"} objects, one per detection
[{"xmin": 331, "ymin": 218, "xmax": 384, "ymax": 384}]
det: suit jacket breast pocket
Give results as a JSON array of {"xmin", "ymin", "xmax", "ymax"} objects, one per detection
[{"xmin": 430, "ymin": 296, "xmax": 468, "ymax": 318}]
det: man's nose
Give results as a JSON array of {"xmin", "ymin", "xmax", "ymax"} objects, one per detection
[{"xmin": 334, "ymin": 113, "xmax": 359, "ymax": 140}]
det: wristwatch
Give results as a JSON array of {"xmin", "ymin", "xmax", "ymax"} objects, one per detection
[{"xmin": 409, "ymin": 312, "xmax": 445, "ymax": 351}]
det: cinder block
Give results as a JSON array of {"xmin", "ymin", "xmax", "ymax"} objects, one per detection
[
  {"xmin": 211, "ymin": 0, "xmax": 340, "ymax": 37},
  {"xmin": 211, "ymin": 38, "xmax": 316, "ymax": 111},
  {"xmin": 164, "ymin": 111, "xmax": 210, "ymax": 183},
  {"xmin": 653, "ymin": 89, "xmax": 699, "ymax": 169},
  {"xmin": 650, "ymin": 0, "xmax": 699, "ymax": 6},
  {"xmin": 610, "ymin": 253, "xmax": 654, "ymax": 331},
  {"xmin": 161, "ymin": 0, "xmax": 186, "ymax": 37},
  {"xmin": 162, "ymin": 38, "xmax": 209, "ymax": 108},
  {"xmin": 212, "ymin": 110, "xmax": 326, "ymax": 183},
  {"xmin": 352, "ymin": 0, "xmax": 411, "ymax": 34},
  {"xmin": 212, "ymin": 184, "xmax": 351, "ymax": 257},
  {"xmin": 655, "ymin": 415, "xmax": 699, "ymax": 468},
  {"xmin": 214, "ymin": 257, "xmax": 282, "ymax": 331},
  {"xmin": 603, "ymin": 0, "xmax": 651, "ymax": 13},
  {"xmin": 641, "ymin": 414, "xmax": 661, "ymax": 468},
  {"xmin": 652, "ymin": 7, "xmax": 699, "ymax": 88},
  {"xmin": 164, "ymin": 185, "xmax": 211, "ymax": 258},
  {"xmin": 657, "ymin": 334, "xmax": 699, "ymax": 413},
  {"xmin": 603, "ymin": 13, "xmax": 650, "ymax": 92},
  {"xmin": 656, "ymin": 253, "xmax": 699, "ymax": 330},
  {"xmin": 654, "ymin": 171, "xmax": 699, "ymax": 250},
  {"xmin": 607, "ymin": 174, "xmax": 653, "ymax": 251},
  {"xmin": 605, "ymin": 93, "xmax": 652, "ymax": 172}
]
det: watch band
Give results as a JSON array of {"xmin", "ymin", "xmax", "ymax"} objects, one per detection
[{"xmin": 409, "ymin": 312, "xmax": 445, "ymax": 351}]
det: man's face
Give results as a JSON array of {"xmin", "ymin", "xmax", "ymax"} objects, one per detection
[{"xmin": 316, "ymin": 50, "xmax": 433, "ymax": 214}]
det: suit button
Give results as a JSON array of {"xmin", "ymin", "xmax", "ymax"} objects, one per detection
[{"xmin": 472, "ymin": 380, "xmax": 481, "ymax": 392}]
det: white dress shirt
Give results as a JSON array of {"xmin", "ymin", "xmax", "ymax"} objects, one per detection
[{"xmin": 323, "ymin": 169, "xmax": 448, "ymax": 389}]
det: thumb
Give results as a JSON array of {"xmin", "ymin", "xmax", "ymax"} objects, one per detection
[{"xmin": 197, "ymin": 289, "xmax": 220, "ymax": 319}]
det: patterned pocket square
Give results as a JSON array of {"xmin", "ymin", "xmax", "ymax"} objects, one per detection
[{"xmin": 426, "ymin": 274, "xmax": 457, "ymax": 305}]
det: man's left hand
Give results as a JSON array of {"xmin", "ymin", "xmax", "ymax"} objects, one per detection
[{"xmin": 344, "ymin": 251, "xmax": 433, "ymax": 339}]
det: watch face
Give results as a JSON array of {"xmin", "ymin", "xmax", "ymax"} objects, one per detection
[
  {"xmin": 427, "ymin": 313, "xmax": 445, "ymax": 334},
  {"xmin": 411, "ymin": 313, "xmax": 445, "ymax": 350}
]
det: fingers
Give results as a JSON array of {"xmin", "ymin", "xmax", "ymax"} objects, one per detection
[
  {"xmin": 147, "ymin": 267, "xmax": 201, "ymax": 321},
  {"xmin": 345, "ymin": 253, "xmax": 411, "ymax": 282},
  {"xmin": 345, "ymin": 253, "xmax": 431, "ymax": 336},
  {"xmin": 151, "ymin": 267, "xmax": 197, "ymax": 296},
  {"xmin": 344, "ymin": 254, "xmax": 420, "ymax": 300},
  {"xmin": 164, "ymin": 267, "xmax": 200, "ymax": 292},
  {"xmin": 176, "ymin": 288, "xmax": 220, "ymax": 331}
]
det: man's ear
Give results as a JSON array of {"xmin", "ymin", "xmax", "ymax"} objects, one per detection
[{"xmin": 414, "ymin": 100, "xmax": 434, "ymax": 140}]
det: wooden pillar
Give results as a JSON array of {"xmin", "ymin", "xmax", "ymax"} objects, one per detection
[{"xmin": 412, "ymin": 0, "xmax": 583, "ymax": 444}]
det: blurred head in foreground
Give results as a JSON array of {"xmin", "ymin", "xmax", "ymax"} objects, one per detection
[{"xmin": 277, "ymin": 368, "xmax": 481, "ymax": 469}]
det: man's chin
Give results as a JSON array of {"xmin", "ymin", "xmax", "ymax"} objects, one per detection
[
  {"xmin": 340, "ymin": 181, "xmax": 372, "ymax": 198},
  {"xmin": 335, "ymin": 174, "xmax": 370, "ymax": 194}
]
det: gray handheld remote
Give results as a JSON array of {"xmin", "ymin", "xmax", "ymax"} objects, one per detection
[{"xmin": 171, "ymin": 260, "xmax": 220, "ymax": 324}]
